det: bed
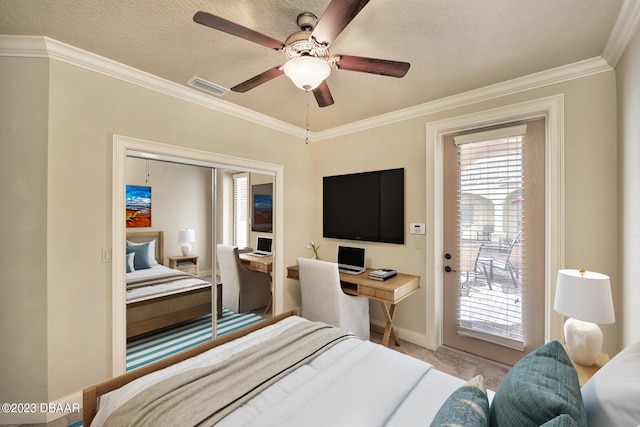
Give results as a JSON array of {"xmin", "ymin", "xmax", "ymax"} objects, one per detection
[
  {"xmin": 126, "ymin": 231, "xmax": 215, "ymax": 338},
  {"xmin": 85, "ymin": 308, "xmax": 640, "ymax": 426}
]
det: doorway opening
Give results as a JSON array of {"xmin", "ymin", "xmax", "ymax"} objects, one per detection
[
  {"xmin": 424, "ymin": 95, "xmax": 565, "ymax": 357},
  {"xmin": 442, "ymin": 119, "xmax": 546, "ymax": 365}
]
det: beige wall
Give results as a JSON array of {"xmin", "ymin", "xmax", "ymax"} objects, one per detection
[
  {"xmin": 127, "ymin": 158, "xmax": 214, "ymax": 272},
  {"xmin": 313, "ymin": 71, "xmax": 619, "ymax": 351},
  {"xmin": 0, "ymin": 57, "xmax": 50, "ymax": 423},
  {"xmin": 616, "ymin": 22, "xmax": 640, "ymax": 347},
  {"xmin": 0, "ymin": 38, "xmax": 629, "ymax": 423},
  {"xmin": 0, "ymin": 53, "xmax": 313, "ymax": 423}
]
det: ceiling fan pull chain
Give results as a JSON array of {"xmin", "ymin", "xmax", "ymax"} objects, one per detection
[{"xmin": 305, "ymin": 90, "xmax": 311, "ymax": 144}]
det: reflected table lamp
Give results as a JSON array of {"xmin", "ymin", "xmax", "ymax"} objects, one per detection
[
  {"xmin": 178, "ymin": 229, "xmax": 196, "ymax": 256},
  {"xmin": 554, "ymin": 268, "xmax": 615, "ymax": 366}
]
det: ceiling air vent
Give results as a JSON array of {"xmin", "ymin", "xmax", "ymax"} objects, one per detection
[{"xmin": 187, "ymin": 76, "xmax": 229, "ymax": 97}]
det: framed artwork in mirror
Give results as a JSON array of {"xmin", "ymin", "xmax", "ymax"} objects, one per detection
[
  {"xmin": 252, "ymin": 183, "xmax": 272, "ymax": 232},
  {"xmin": 126, "ymin": 185, "xmax": 151, "ymax": 228}
]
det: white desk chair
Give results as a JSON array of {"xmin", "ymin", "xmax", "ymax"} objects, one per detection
[{"xmin": 297, "ymin": 258, "xmax": 370, "ymax": 340}]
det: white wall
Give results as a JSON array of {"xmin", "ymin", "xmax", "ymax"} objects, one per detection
[{"xmin": 616, "ymin": 22, "xmax": 640, "ymax": 347}]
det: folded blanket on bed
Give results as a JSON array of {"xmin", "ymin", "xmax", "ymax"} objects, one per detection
[
  {"xmin": 126, "ymin": 272, "xmax": 202, "ymax": 291},
  {"xmin": 102, "ymin": 321, "xmax": 354, "ymax": 427}
]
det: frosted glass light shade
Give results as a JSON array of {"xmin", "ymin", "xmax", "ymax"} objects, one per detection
[{"xmin": 283, "ymin": 56, "xmax": 331, "ymax": 91}]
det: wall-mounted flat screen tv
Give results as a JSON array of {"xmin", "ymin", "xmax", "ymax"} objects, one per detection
[{"xmin": 323, "ymin": 168, "xmax": 404, "ymax": 244}]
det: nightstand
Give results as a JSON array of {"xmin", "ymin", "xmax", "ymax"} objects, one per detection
[
  {"xmin": 168, "ymin": 255, "xmax": 199, "ymax": 275},
  {"xmin": 563, "ymin": 345, "xmax": 610, "ymax": 386}
]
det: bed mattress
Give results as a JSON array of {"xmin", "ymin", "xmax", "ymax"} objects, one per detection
[
  {"xmin": 92, "ymin": 316, "xmax": 472, "ymax": 426},
  {"xmin": 126, "ymin": 265, "xmax": 210, "ymax": 303}
]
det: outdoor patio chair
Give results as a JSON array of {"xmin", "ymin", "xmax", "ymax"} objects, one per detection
[{"xmin": 474, "ymin": 231, "xmax": 521, "ymax": 290}]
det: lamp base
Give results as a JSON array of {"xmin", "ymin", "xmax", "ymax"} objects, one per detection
[
  {"xmin": 180, "ymin": 243, "xmax": 192, "ymax": 256},
  {"xmin": 563, "ymin": 318, "xmax": 603, "ymax": 366}
]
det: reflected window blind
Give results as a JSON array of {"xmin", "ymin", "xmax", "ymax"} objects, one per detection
[
  {"xmin": 232, "ymin": 173, "xmax": 248, "ymax": 248},
  {"xmin": 455, "ymin": 125, "xmax": 526, "ymax": 348}
]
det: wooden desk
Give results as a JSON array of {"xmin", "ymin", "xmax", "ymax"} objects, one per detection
[
  {"xmin": 239, "ymin": 253, "xmax": 273, "ymax": 273},
  {"xmin": 287, "ymin": 265, "xmax": 420, "ymax": 347}
]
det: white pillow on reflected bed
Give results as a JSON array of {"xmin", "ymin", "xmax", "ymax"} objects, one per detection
[
  {"xmin": 126, "ymin": 239, "xmax": 158, "ymax": 266},
  {"xmin": 581, "ymin": 340, "xmax": 640, "ymax": 427}
]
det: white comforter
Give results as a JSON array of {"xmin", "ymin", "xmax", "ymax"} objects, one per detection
[
  {"xmin": 126, "ymin": 265, "xmax": 209, "ymax": 303},
  {"xmin": 93, "ymin": 316, "xmax": 470, "ymax": 426}
]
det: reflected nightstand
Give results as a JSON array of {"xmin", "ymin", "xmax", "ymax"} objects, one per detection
[{"xmin": 168, "ymin": 255, "xmax": 199, "ymax": 275}]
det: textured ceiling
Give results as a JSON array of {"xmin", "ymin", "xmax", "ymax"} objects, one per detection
[{"xmin": 0, "ymin": 0, "xmax": 624, "ymax": 130}]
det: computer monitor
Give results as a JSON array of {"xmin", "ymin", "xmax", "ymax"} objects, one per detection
[
  {"xmin": 336, "ymin": 245, "xmax": 366, "ymax": 275},
  {"xmin": 253, "ymin": 236, "xmax": 273, "ymax": 256}
]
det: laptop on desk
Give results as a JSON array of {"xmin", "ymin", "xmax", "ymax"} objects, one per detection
[
  {"xmin": 337, "ymin": 245, "xmax": 366, "ymax": 275},
  {"xmin": 248, "ymin": 236, "xmax": 273, "ymax": 257}
]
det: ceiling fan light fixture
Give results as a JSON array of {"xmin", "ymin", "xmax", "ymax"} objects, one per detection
[{"xmin": 283, "ymin": 56, "xmax": 331, "ymax": 91}]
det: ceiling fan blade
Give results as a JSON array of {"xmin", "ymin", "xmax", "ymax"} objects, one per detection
[
  {"xmin": 313, "ymin": 80, "xmax": 334, "ymax": 107},
  {"xmin": 311, "ymin": 0, "xmax": 370, "ymax": 46},
  {"xmin": 335, "ymin": 55, "xmax": 410, "ymax": 78},
  {"xmin": 194, "ymin": 11, "xmax": 285, "ymax": 51},
  {"xmin": 230, "ymin": 66, "xmax": 284, "ymax": 93}
]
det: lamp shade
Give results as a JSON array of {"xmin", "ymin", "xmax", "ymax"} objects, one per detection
[
  {"xmin": 178, "ymin": 229, "xmax": 195, "ymax": 243},
  {"xmin": 554, "ymin": 269, "xmax": 615, "ymax": 324},
  {"xmin": 283, "ymin": 56, "xmax": 331, "ymax": 91}
]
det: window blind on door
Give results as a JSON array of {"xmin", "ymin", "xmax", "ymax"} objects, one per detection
[
  {"xmin": 454, "ymin": 125, "xmax": 526, "ymax": 350},
  {"xmin": 232, "ymin": 173, "xmax": 248, "ymax": 248}
]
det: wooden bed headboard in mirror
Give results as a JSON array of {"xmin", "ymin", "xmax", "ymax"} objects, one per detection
[{"xmin": 126, "ymin": 231, "xmax": 164, "ymax": 266}]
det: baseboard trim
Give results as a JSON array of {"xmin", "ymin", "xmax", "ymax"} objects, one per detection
[
  {"xmin": 44, "ymin": 391, "xmax": 82, "ymax": 423},
  {"xmin": 370, "ymin": 319, "xmax": 428, "ymax": 348}
]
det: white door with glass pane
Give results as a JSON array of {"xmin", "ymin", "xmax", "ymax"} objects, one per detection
[{"xmin": 442, "ymin": 119, "xmax": 546, "ymax": 366}]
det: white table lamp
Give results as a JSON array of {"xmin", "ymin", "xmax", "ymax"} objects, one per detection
[
  {"xmin": 554, "ymin": 269, "xmax": 615, "ymax": 366},
  {"xmin": 178, "ymin": 229, "xmax": 196, "ymax": 256}
]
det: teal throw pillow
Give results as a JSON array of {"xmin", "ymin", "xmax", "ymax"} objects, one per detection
[
  {"xmin": 540, "ymin": 414, "xmax": 579, "ymax": 427},
  {"xmin": 490, "ymin": 340, "xmax": 586, "ymax": 427},
  {"xmin": 431, "ymin": 375, "xmax": 490, "ymax": 427},
  {"xmin": 126, "ymin": 242, "xmax": 151, "ymax": 270}
]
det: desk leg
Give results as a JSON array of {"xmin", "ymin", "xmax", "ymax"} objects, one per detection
[{"xmin": 380, "ymin": 301, "xmax": 400, "ymax": 347}]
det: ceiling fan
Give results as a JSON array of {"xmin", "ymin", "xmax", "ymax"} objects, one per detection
[{"xmin": 193, "ymin": 0, "xmax": 410, "ymax": 107}]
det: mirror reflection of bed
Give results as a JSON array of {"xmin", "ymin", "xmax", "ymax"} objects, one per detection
[
  {"xmin": 125, "ymin": 230, "xmax": 272, "ymax": 371},
  {"xmin": 125, "ymin": 231, "xmax": 215, "ymax": 338},
  {"xmin": 124, "ymin": 156, "xmax": 276, "ymax": 370}
]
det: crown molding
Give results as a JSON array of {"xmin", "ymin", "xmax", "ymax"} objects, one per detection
[
  {"xmin": 314, "ymin": 56, "xmax": 612, "ymax": 141},
  {"xmin": 0, "ymin": 35, "xmax": 614, "ymax": 142},
  {"xmin": 0, "ymin": 35, "xmax": 305, "ymax": 140},
  {"xmin": 602, "ymin": 0, "xmax": 640, "ymax": 67}
]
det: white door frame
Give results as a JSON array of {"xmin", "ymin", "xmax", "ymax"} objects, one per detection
[
  {"xmin": 112, "ymin": 134, "xmax": 285, "ymax": 375},
  {"xmin": 425, "ymin": 95, "xmax": 565, "ymax": 351}
]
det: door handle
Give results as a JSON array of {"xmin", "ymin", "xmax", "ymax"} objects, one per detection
[{"xmin": 444, "ymin": 266, "xmax": 457, "ymax": 273}]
